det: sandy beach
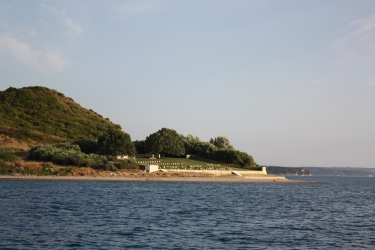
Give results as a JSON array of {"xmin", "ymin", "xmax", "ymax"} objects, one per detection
[{"xmin": 0, "ymin": 174, "xmax": 308, "ymax": 183}]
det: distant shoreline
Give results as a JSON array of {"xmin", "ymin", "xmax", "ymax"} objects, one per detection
[{"xmin": 0, "ymin": 175, "xmax": 311, "ymax": 183}]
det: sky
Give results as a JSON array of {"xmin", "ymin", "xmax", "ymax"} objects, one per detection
[{"xmin": 0, "ymin": 0, "xmax": 374, "ymax": 168}]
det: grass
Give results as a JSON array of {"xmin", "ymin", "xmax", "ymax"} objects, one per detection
[
  {"xmin": 0, "ymin": 147, "xmax": 27, "ymax": 154},
  {"xmin": 0, "ymin": 147, "xmax": 24, "ymax": 162}
]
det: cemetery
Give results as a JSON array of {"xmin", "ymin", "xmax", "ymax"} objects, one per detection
[{"xmin": 136, "ymin": 156, "xmax": 267, "ymax": 175}]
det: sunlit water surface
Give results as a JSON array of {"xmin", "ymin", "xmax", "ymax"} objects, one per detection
[{"xmin": 1, "ymin": 176, "xmax": 374, "ymax": 249}]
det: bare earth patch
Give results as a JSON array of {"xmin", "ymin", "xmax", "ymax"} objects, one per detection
[{"xmin": 0, "ymin": 135, "xmax": 31, "ymax": 149}]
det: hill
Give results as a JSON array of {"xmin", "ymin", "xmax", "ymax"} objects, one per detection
[
  {"xmin": 267, "ymin": 166, "xmax": 311, "ymax": 176},
  {"xmin": 0, "ymin": 86, "xmax": 122, "ymax": 148},
  {"xmin": 304, "ymin": 167, "xmax": 374, "ymax": 177},
  {"xmin": 266, "ymin": 166, "xmax": 374, "ymax": 176}
]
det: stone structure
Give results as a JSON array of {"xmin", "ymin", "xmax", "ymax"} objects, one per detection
[
  {"xmin": 262, "ymin": 166, "xmax": 267, "ymax": 175},
  {"xmin": 145, "ymin": 165, "xmax": 159, "ymax": 173}
]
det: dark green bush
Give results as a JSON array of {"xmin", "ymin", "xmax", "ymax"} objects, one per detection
[
  {"xmin": 116, "ymin": 159, "xmax": 139, "ymax": 170},
  {"xmin": 28, "ymin": 143, "xmax": 111, "ymax": 169},
  {"xmin": 105, "ymin": 161, "xmax": 118, "ymax": 171},
  {"xmin": 72, "ymin": 139, "xmax": 98, "ymax": 154}
]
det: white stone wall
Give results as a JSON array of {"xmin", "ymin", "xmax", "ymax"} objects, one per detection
[
  {"xmin": 145, "ymin": 165, "xmax": 159, "ymax": 173},
  {"xmin": 262, "ymin": 167, "xmax": 268, "ymax": 175}
]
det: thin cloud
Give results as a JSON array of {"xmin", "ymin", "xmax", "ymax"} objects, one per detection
[
  {"xmin": 331, "ymin": 13, "xmax": 375, "ymax": 64},
  {"xmin": 0, "ymin": 35, "xmax": 70, "ymax": 73},
  {"xmin": 39, "ymin": 3, "xmax": 83, "ymax": 40},
  {"xmin": 44, "ymin": 51, "xmax": 70, "ymax": 72},
  {"xmin": 0, "ymin": 3, "xmax": 80, "ymax": 74},
  {"xmin": 65, "ymin": 17, "xmax": 83, "ymax": 38}
]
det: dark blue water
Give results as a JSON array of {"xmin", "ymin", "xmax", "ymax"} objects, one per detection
[{"xmin": 0, "ymin": 177, "xmax": 374, "ymax": 249}]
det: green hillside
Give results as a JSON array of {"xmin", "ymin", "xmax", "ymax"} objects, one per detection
[{"xmin": 0, "ymin": 86, "xmax": 122, "ymax": 146}]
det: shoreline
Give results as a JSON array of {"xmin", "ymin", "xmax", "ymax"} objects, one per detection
[{"xmin": 0, "ymin": 175, "xmax": 312, "ymax": 183}]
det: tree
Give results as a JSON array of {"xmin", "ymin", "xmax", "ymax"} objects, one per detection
[
  {"xmin": 133, "ymin": 140, "xmax": 146, "ymax": 154},
  {"xmin": 196, "ymin": 142, "xmax": 217, "ymax": 158},
  {"xmin": 145, "ymin": 128, "xmax": 185, "ymax": 157},
  {"xmin": 185, "ymin": 134, "xmax": 201, "ymax": 144},
  {"xmin": 97, "ymin": 129, "xmax": 136, "ymax": 157},
  {"xmin": 181, "ymin": 134, "xmax": 202, "ymax": 154},
  {"xmin": 73, "ymin": 139, "xmax": 98, "ymax": 154},
  {"xmin": 210, "ymin": 136, "xmax": 234, "ymax": 150}
]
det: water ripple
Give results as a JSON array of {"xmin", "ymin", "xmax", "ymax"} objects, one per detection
[{"xmin": 0, "ymin": 177, "xmax": 374, "ymax": 249}]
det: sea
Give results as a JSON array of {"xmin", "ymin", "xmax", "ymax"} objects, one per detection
[{"xmin": 0, "ymin": 176, "xmax": 374, "ymax": 249}]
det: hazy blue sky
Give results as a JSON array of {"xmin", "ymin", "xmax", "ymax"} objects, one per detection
[{"xmin": 1, "ymin": 0, "xmax": 374, "ymax": 168}]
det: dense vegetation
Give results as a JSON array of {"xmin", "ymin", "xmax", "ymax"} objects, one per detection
[
  {"xmin": 182, "ymin": 134, "xmax": 256, "ymax": 168},
  {"xmin": 98, "ymin": 129, "xmax": 136, "ymax": 157},
  {"xmin": 28, "ymin": 142, "xmax": 138, "ymax": 171},
  {"xmin": 139, "ymin": 128, "xmax": 257, "ymax": 168},
  {"xmin": 145, "ymin": 128, "xmax": 186, "ymax": 157},
  {"xmin": 0, "ymin": 86, "xmax": 121, "ymax": 144}
]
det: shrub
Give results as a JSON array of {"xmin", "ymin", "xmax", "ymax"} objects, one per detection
[
  {"xmin": 72, "ymin": 139, "xmax": 98, "ymax": 154},
  {"xmin": 105, "ymin": 161, "xmax": 118, "ymax": 171},
  {"xmin": 116, "ymin": 159, "xmax": 139, "ymax": 170},
  {"xmin": 56, "ymin": 167, "xmax": 74, "ymax": 176},
  {"xmin": 28, "ymin": 142, "xmax": 114, "ymax": 169},
  {"xmin": 54, "ymin": 143, "xmax": 81, "ymax": 151}
]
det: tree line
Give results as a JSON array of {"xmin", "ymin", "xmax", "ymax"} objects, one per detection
[
  {"xmin": 29, "ymin": 127, "xmax": 257, "ymax": 169},
  {"xmin": 135, "ymin": 128, "xmax": 257, "ymax": 168}
]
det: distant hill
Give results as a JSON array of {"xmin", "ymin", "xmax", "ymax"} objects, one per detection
[
  {"xmin": 0, "ymin": 86, "xmax": 122, "ymax": 148},
  {"xmin": 266, "ymin": 166, "xmax": 374, "ymax": 177},
  {"xmin": 267, "ymin": 166, "xmax": 311, "ymax": 176},
  {"xmin": 304, "ymin": 167, "xmax": 374, "ymax": 177}
]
